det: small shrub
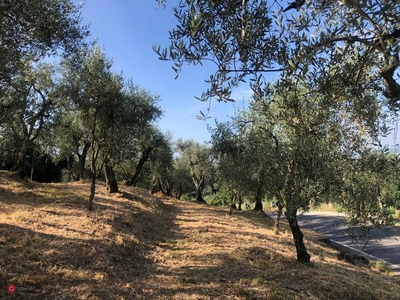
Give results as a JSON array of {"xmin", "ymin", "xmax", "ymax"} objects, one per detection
[
  {"xmin": 369, "ymin": 261, "xmax": 390, "ymax": 274},
  {"xmin": 207, "ymin": 188, "xmax": 234, "ymax": 207},
  {"xmin": 180, "ymin": 193, "xmax": 191, "ymax": 201}
]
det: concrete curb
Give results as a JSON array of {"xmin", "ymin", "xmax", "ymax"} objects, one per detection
[
  {"xmin": 327, "ymin": 239, "xmax": 400, "ymax": 276},
  {"xmin": 265, "ymin": 211, "xmax": 400, "ymax": 276}
]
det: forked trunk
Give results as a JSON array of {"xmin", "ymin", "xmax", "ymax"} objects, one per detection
[
  {"xmin": 286, "ymin": 209, "xmax": 311, "ymax": 263},
  {"xmin": 196, "ymin": 186, "xmax": 206, "ymax": 202},
  {"xmin": 194, "ymin": 176, "xmax": 206, "ymax": 202},
  {"xmin": 126, "ymin": 146, "xmax": 153, "ymax": 186}
]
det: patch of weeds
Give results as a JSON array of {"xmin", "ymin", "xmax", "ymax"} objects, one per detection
[
  {"xmin": 177, "ymin": 276, "xmax": 196, "ymax": 284},
  {"xmin": 268, "ymin": 287, "xmax": 295, "ymax": 300},
  {"xmin": 369, "ymin": 261, "xmax": 390, "ymax": 274},
  {"xmin": 167, "ymin": 250, "xmax": 179, "ymax": 258},
  {"xmin": 234, "ymin": 286, "xmax": 253, "ymax": 298},
  {"xmin": 251, "ymin": 275, "xmax": 267, "ymax": 286},
  {"xmin": 240, "ymin": 275, "xmax": 267, "ymax": 287},
  {"xmin": 176, "ymin": 239, "xmax": 187, "ymax": 246}
]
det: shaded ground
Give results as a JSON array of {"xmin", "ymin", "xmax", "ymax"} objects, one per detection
[{"xmin": 0, "ymin": 170, "xmax": 399, "ymax": 299}]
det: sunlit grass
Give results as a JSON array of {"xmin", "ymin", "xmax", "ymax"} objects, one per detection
[{"xmin": 0, "ymin": 170, "xmax": 399, "ymax": 299}]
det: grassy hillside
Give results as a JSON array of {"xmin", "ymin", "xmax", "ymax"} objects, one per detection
[{"xmin": 0, "ymin": 170, "xmax": 399, "ymax": 299}]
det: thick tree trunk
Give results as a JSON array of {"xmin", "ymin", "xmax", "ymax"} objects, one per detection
[
  {"xmin": 166, "ymin": 186, "xmax": 172, "ymax": 197},
  {"xmin": 126, "ymin": 146, "xmax": 152, "ymax": 186},
  {"xmin": 286, "ymin": 209, "xmax": 311, "ymax": 263},
  {"xmin": 195, "ymin": 177, "xmax": 206, "ymax": 202},
  {"xmin": 104, "ymin": 160, "xmax": 118, "ymax": 193},
  {"xmin": 77, "ymin": 142, "xmax": 90, "ymax": 181},
  {"xmin": 237, "ymin": 193, "xmax": 243, "ymax": 210},
  {"xmin": 229, "ymin": 194, "xmax": 237, "ymax": 216},
  {"xmin": 253, "ymin": 188, "xmax": 263, "ymax": 211},
  {"xmin": 16, "ymin": 139, "xmax": 30, "ymax": 179}
]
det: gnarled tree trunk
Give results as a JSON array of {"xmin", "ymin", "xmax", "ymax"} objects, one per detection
[
  {"xmin": 126, "ymin": 146, "xmax": 153, "ymax": 186},
  {"xmin": 15, "ymin": 138, "xmax": 31, "ymax": 179},
  {"xmin": 253, "ymin": 187, "xmax": 263, "ymax": 211},
  {"xmin": 77, "ymin": 142, "xmax": 90, "ymax": 181},
  {"xmin": 286, "ymin": 208, "xmax": 311, "ymax": 263},
  {"xmin": 194, "ymin": 175, "xmax": 206, "ymax": 202},
  {"xmin": 104, "ymin": 159, "xmax": 118, "ymax": 193}
]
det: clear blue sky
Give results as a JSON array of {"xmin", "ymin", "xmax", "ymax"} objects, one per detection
[
  {"xmin": 73, "ymin": 0, "xmax": 398, "ymax": 148},
  {"xmin": 73, "ymin": 0, "xmax": 253, "ymax": 144}
]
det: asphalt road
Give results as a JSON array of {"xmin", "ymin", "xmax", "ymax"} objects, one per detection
[{"xmin": 268, "ymin": 211, "xmax": 400, "ymax": 273}]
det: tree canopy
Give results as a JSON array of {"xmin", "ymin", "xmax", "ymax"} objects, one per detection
[
  {"xmin": 155, "ymin": 0, "xmax": 400, "ymax": 116},
  {"xmin": 0, "ymin": 0, "xmax": 89, "ymax": 93}
]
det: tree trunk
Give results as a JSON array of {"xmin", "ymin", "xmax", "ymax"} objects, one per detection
[
  {"xmin": 77, "ymin": 142, "xmax": 90, "ymax": 181},
  {"xmin": 30, "ymin": 149, "xmax": 37, "ymax": 180},
  {"xmin": 126, "ymin": 146, "xmax": 152, "ymax": 186},
  {"xmin": 88, "ymin": 174, "xmax": 95, "ymax": 210},
  {"xmin": 166, "ymin": 186, "xmax": 172, "ymax": 197},
  {"xmin": 253, "ymin": 188, "xmax": 263, "ymax": 211},
  {"xmin": 274, "ymin": 201, "xmax": 283, "ymax": 234},
  {"xmin": 229, "ymin": 194, "xmax": 237, "ymax": 216},
  {"xmin": 104, "ymin": 159, "xmax": 118, "ymax": 193},
  {"xmin": 16, "ymin": 139, "xmax": 30, "ymax": 179},
  {"xmin": 195, "ymin": 177, "xmax": 206, "ymax": 202},
  {"xmin": 175, "ymin": 187, "xmax": 182, "ymax": 199},
  {"xmin": 88, "ymin": 142, "xmax": 99, "ymax": 211},
  {"xmin": 237, "ymin": 193, "xmax": 243, "ymax": 210},
  {"xmin": 286, "ymin": 209, "xmax": 311, "ymax": 263}
]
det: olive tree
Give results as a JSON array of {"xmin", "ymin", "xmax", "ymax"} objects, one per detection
[
  {"xmin": 0, "ymin": 62, "xmax": 59, "ymax": 178},
  {"xmin": 176, "ymin": 139, "xmax": 214, "ymax": 202},
  {"xmin": 0, "ymin": 0, "xmax": 88, "ymax": 96}
]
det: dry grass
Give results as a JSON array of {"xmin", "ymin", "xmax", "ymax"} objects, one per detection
[{"xmin": 0, "ymin": 170, "xmax": 399, "ymax": 299}]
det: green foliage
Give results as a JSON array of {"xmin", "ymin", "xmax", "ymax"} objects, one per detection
[
  {"xmin": 0, "ymin": 0, "xmax": 88, "ymax": 94},
  {"xmin": 180, "ymin": 193, "xmax": 192, "ymax": 201},
  {"xmin": 207, "ymin": 187, "xmax": 233, "ymax": 207},
  {"xmin": 369, "ymin": 261, "xmax": 390, "ymax": 274},
  {"xmin": 153, "ymin": 0, "xmax": 282, "ymax": 104},
  {"xmin": 176, "ymin": 138, "xmax": 214, "ymax": 202},
  {"xmin": 157, "ymin": 0, "xmax": 400, "ymax": 116}
]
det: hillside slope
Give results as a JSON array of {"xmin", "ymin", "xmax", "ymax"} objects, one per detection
[{"xmin": 0, "ymin": 170, "xmax": 399, "ymax": 299}]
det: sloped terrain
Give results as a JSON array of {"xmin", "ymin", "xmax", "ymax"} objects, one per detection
[{"xmin": 0, "ymin": 170, "xmax": 399, "ymax": 299}]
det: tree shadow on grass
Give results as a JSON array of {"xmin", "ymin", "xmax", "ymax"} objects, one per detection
[{"xmin": 0, "ymin": 186, "xmax": 183, "ymax": 299}]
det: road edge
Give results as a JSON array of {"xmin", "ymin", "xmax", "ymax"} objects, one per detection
[{"xmin": 327, "ymin": 239, "xmax": 400, "ymax": 276}]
